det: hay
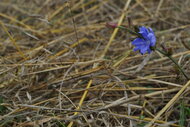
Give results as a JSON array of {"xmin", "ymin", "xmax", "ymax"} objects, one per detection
[{"xmin": 0, "ymin": 0, "xmax": 190, "ymax": 126}]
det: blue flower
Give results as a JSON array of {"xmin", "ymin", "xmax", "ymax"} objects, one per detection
[{"xmin": 132, "ymin": 26, "xmax": 156, "ymax": 55}]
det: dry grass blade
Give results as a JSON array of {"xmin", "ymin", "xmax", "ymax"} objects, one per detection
[
  {"xmin": 145, "ymin": 80, "xmax": 190, "ymax": 127},
  {"xmin": 0, "ymin": 20, "xmax": 27, "ymax": 60}
]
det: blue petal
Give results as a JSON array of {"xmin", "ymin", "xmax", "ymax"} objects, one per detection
[
  {"xmin": 140, "ymin": 46, "xmax": 148, "ymax": 54},
  {"xmin": 148, "ymin": 33, "xmax": 156, "ymax": 46},
  {"xmin": 139, "ymin": 26, "xmax": 149, "ymax": 39},
  {"xmin": 132, "ymin": 38, "xmax": 146, "ymax": 46},
  {"xmin": 139, "ymin": 26, "xmax": 148, "ymax": 34},
  {"xmin": 147, "ymin": 48, "xmax": 152, "ymax": 54},
  {"xmin": 148, "ymin": 28, "xmax": 154, "ymax": 34},
  {"xmin": 132, "ymin": 38, "xmax": 141, "ymax": 45}
]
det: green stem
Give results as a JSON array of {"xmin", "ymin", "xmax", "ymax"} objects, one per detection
[
  {"xmin": 155, "ymin": 48, "xmax": 189, "ymax": 80},
  {"xmin": 117, "ymin": 26, "xmax": 144, "ymax": 39}
]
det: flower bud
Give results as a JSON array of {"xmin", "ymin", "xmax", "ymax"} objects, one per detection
[
  {"xmin": 161, "ymin": 43, "xmax": 173, "ymax": 55},
  {"xmin": 106, "ymin": 22, "xmax": 118, "ymax": 28}
]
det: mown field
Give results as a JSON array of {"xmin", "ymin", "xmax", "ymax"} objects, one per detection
[{"xmin": 0, "ymin": 0, "xmax": 190, "ymax": 126}]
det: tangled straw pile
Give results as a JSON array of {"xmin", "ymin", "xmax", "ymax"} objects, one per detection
[{"xmin": 0, "ymin": 0, "xmax": 190, "ymax": 126}]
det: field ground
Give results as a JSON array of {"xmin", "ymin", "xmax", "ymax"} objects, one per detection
[{"xmin": 0, "ymin": 0, "xmax": 190, "ymax": 126}]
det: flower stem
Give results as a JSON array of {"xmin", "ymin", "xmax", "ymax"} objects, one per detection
[
  {"xmin": 117, "ymin": 25, "xmax": 144, "ymax": 39},
  {"xmin": 155, "ymin": 48, "xmax": 189, "ymax": 80}
]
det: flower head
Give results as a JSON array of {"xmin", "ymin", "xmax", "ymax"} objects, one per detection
[{"xmin": 132, "ymin": 26, "xmax": 156, "ymax": 55}]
